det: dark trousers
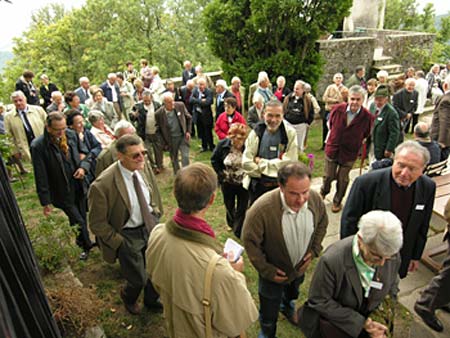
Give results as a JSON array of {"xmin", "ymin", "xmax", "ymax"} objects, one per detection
[
  {"xmin": 60, "ymin": 194, "xmax": 92, "ymax": 251},
  {"xmin": 320, "ymin": 156, "xmax": 355, "ymax": 206},
  {"xmin": 249, "ymin": 177, "xmax": 278, "ymax": 206},
  {"xmin": 145, "ymin": 134, "xmax": 163, "ymax": 169},
  {"xmin": 258, "ymin": 276, "xmax": 305, "ymax": 338},
  {"xmin": 197, "ymin": 119, "xmax": 214, "ymax": 151},
  {"xmin": 221, "ymin": 182, "xmax": 249, "ymax": 238},
  {"xmin": 118, "ymin": 226, "xmax": 159, "ymax": 305},
  {"xmin": 405, "ymin": 114, "xmax": 419, "ymax": 134},
  {"xmin": 415, "ymin": 238, "xmax": 450, "ymax": 312}
]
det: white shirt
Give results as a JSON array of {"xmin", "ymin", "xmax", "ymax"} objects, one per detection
[
  {"xmin": 145, "ymin": 103, "xmax": 156, "ymax": 135},
  {"xmin": 280, "ymin": 191, "xmax": 314, "ymax": 266},
  {"xmin": 118, "ymin": 161, "xmax": 152, "ymax": 229},
  {"xmin": 108, "ymin": 82, "xmax": 118, "ymax": 102}
]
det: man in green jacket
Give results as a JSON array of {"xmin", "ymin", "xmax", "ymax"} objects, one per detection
[{"xmin": 369, "ymin": 85, "xmax": 401, "ymax": 161}]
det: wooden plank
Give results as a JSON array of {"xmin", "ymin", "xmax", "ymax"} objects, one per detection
[
  {"xmin": 435, "ymin": 184, "xmax": 450, "ymax": 198},
  {"xmin": 432, "ymin": 173, "xmax": 450, "ymax": 187},
  {"xmin": 433, "ymin": 195, "xmax": 450, "ymax": 219}
]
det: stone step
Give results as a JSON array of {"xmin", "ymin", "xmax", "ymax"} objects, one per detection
[
  {"xmin": 373, "ymin": 55, "xmax": 394, "ymax": 67},
  {"xmin": 373, "ymin": 63, "xmax": 404, "ymax": 74}
]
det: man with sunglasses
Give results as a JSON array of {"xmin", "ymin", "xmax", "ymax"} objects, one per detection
[{"xmin": 89, "ymin": 134, "xmax": 162, "ymax": 315}]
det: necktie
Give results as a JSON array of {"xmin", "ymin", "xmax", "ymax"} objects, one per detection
[
  {"xmin": 21, "ymin": 111, "xmax": 35, "ymax": 141},
  {"xmin": 132, "ymin": 172, "xmax": 155, "ymax": 231},
  {"xmin": 85, "ymin": 89, "xmax": 89, "ymax": 98}
]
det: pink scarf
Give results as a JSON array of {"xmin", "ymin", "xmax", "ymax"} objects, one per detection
[{"xmin": 173, "ymin": 208, "xmax": 215, "ymax": 238}]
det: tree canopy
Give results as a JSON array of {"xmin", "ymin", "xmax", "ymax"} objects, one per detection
[
  {"xmin": 0, "ymin": 0, "xmax": 220, "ymax": 102},
  {"xmin": 203, "ymin": 0, "xmax": 353, "ymax": 87}
]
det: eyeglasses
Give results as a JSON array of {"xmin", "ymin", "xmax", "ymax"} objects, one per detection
[{"xmin": 125, "ymin": 150, "xmax": 148, "ymax": 160}]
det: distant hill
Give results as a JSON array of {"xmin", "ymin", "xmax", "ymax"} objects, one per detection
[{"xmin": 0, "ymin": 51, "xmax": 13, "ymax": 74}]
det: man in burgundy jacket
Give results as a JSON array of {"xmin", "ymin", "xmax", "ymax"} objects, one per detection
[{"xmin": 320, "ymin": 85, "xmax": 374, "ymax": 213}]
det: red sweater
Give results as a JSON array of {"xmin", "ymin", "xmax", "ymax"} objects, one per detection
[
  {"xmin": 214, "ymin": 112, "xmax": 246, "ymax": 140},
  {"xmin": 325, "ymin": 103, "xmax": 374, "ymax": 164}
]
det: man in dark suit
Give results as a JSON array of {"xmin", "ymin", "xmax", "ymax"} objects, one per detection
[
  {"xmin": 215, "ymin": 79, "xmax": 234, "ymax": 120},
  {"xmin": 431, "ymin": 75, "xmax": 450, "ymax": 161},
  {"xmin": 415, "ymin": 198, "xmax": 450, "ymax": 332},
  {"xmin": 393, "ymin": 78, "xmax": 418, "ymax": 135},
  {"xmin": 341, "ymin": 141, "xmax": 436, "ymax": 279},
  {"xmin": 181, "ymin": 60, "xmax": 195, "ymax": 85},
  {"xmin": 100, "ymin": 73, "xmax": 123, "ymax": 119},
  {"xmin": 89, "ymin": 134, "xmax": 162, "ymax": 315},
  {"xmin": 179, "ymin": 80, "xmax": 195, "ymax": 136},
  {"xmin": 30, "ymin": 112, "xmax": 93, "ymax": 260},
  {"xmin": 189, "ymin": 78, "xmax": 215, "ymax": 152},
  {"xmin": 74, "ymin": 76, "xmax": 91, "ymax": 104},
  {"xmin": 155, "ymin": 94, "xmax": 191, "ymax": 174}
]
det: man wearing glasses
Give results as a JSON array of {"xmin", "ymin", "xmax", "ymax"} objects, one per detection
[
  {"xmin": 31, "ymin": 112, "xmax": 94, "ymax": 260},
  {"xmin": 340, "ymin": 141, "xmax": 436, "ymax": 279},
  {"xmin": 89, "ymin": 134, "xmax": 162, "ymax": 315}
]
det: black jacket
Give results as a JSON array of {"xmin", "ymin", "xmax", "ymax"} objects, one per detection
[
  {"xmin": 341, "ymin": 167, "xmax": 436, "ymax": 278},
  {"xmin": 130, "ymin": 101, "xmax": 162, "ymax": 139},
  {"xmin": 40, "ymin": 83, "xmax": 59, "ymax": 108},
  {"xmin": 30, "ymin": 128, "xmax": 91, "ymax": 208},
  {"xmin": 190, "ymin": 87, "xmax": 213, "ymax": 126},
  {"xmin": 215, "ymin": 90, "xmax": 234, "ymax": 119}
]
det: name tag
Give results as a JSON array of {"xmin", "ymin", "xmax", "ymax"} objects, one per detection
[
  {"xmin": 410, "ymin": 100, "xmax": 415, "ymax": 103},
  {"xmin": 269, "ymin": 146, "xmax": 278, "ymax": 152},
  {"xmin": 370, "ymin": 281, "xmax": 383, "ymax": 290},
  {"xmin": 415, "ymin": 204, "xmax": 425, "ymax": 210},
  {"xmin": 377, "ymin": 117, "xmax": 383, "ymax": 121}
]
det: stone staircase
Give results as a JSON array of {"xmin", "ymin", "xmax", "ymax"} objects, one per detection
[{"xmin": 372, "ymin": 53, "xmax": 404, "ymax": 81}]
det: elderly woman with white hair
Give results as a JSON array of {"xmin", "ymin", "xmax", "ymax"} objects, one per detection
[
  {"xmin": 299, "ymin": 210, "xmax": 403, "ymax": 338},
  {"xmin": 273, "ymin": 75, "xmax": 291, "ymax": 102},
  {"xmin": 426, "ymin": 64, "xmax": 444, "ymax": 105},
  {"xmin": 254, "ymin": 71, "xmax": 276, "ymax": 103}
]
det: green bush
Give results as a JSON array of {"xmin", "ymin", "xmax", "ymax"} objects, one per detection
[{"xmin": 28, "ymin": 215, "xmax": 81, "ymax": 273}]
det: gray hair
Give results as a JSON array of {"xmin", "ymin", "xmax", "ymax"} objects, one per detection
[
  {"xmin": 294, "ymin": 80, "xmax": 306, "ymax": 89},
  {"xmin": 253, "ymin": 92, "xmax": 265, "ymax": 104},
  {"xmin": 394, "ymin": 140, "xmax": 430, "ymax": 166},
  {"xmin": 278, "ymin": 162, "xmax": 311, "ymax": 186},
  {"xmin": 114, "ymin": 120, "xmax": 135, "ymax": 137},
  {"xmin": 215, "ymin": 79, "xmax": 227, "ymax": 89},
  {"xmin": 40, "ymin": 74, "xmax": 49, "ymax": 80},
  {"xmin": 415, "ymin": 70, "xmax": 425, "ymax": 79},
  {"xmin": 88, "ymin": 110, "xmax": 105, "ymax": 124},
  {"xmin": 51, "ymin": 91, "xmax": 63, "ymax": 99},
  {"xmin": 333, "ymin": 73, "xmax": 343, "ymax": 81},
  {"xmin": 10, "ymin": 90, "xmax": 26, "ymax": 100},
  {"xmin": 358, "ymin": 210, "xmax": 403, "ymax": 257},
  {"xmin": 304, "ymin": 83, "xmax": 312, "ymax": 92},
  {"xmin": 231, "ymin": 76, "xmax": 241, "ymax": 84},
  {"xmin": 79, "ymin": 76, "xmax": 89, "ymax": 84},
  {"xmin": 161, "ymin": 91, "xmax": 174, "ymax": 102},
  {"xmin": 142, "ymin": 90, "xmax": 153, "ymax": 98},
  {"xmin": 116, "ymin": 134, "xmax": 143, "ymax": 154},
  {"xmin": 414, "ymin": 122, "xmax": 430, "ymax": 138},
  {"xmin": 405, "ymin": 78, "xmax": 416, "ymax": 86},
  {"xmin": 107, "ymin": 73, "xmax": 116, "ymax": 80},
  {"xmin": 348, "ymin": 85, "xmax": 367, "ymax": 97}
]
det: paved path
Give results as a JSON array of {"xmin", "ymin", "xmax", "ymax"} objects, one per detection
[{"xmin": 311, "ymin": 161, "xmax": 450, "ymax": 337}]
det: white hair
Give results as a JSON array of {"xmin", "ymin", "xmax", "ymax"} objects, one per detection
[
  {"xmin": 114, "ymin": 120, "xmax": 135, "ymax": 137},
  {"xmin": 183, "ymin": 60, "xmax": 191, "ymax": 67},
  {"xmin": 10, "ymin": 90, "xmax": 26, "ymax": 100},
  {"xmin": 257, "ymin": 71, "xmax": 269, "ymax": 85},
  {"xmin": 395, "ymin": 140, "xmax": 430, "ymax": 166},
  {"xmin": 377, "ymin": 70, "xmax": 389, "ymax": 79},
  {"xmin": 357, "ymin": 210, "xmax": 403, "ymax": 257},
  {"xmin": 51, "ymin": 91, "xmax": 63, "ymax": 99},
  {"xmin": 277, "ymin": 76, "xmax": 286, "ymax": 84},
  {"xmin": 294, "ymin": 80, "xmax": 306, "ymax": 88},
  {"xmin": 161, "ymin": 92, "xmax": 174, "ymax": 101},
  {"xmin": 107, "ymin": 73, "xmax": 116, "ymax": 79},
  {"xmin": 231, "ymin": 76, "xmax": 241, "ymax": 84},
  {"xmin": 215, "ymin": 79, "xmax": 227, "ymax": 89},
  {"xmin": 151, "ymin": 66, "xmax": 160, "ymax": 74},
  {"xmin": 333, "ymin": 73, "xmax": 343, "ymax": 81},
  {"xmin": 405, "ymin": 78, "xmax": 416, "ymax": 86},
  {"xmin": 88, "ymin": 110, "xmax": 105, "ymax": 124},
  {"xmin": 252, "ymin": 92, "xmax": 265, "ymax": 104},
  {"xmin": 79, "ymin": 76, "xmax": 89, "ymax": 84},
  {"xmin": 40, "ymin": 74, "xmax": 49, "ymax": 80}
]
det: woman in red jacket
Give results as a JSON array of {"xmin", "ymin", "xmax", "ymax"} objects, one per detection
[{"xmin": 214, "ymin": 97, "xmax": 246, "ymax": 140}]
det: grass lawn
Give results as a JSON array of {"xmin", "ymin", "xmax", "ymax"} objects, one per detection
[{"xmin": 10, "ymin": 119, "xmax": 411, "ymax": 337}]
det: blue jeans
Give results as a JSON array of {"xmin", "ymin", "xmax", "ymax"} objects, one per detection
[{"xmin": 257, "ymin": 275, "xmax": 305, "ymax": 338}]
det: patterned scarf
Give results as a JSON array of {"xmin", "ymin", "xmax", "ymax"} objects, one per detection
[{"xmin": 50, "ymin": 132, "xmax": 69, "ymax": 158}]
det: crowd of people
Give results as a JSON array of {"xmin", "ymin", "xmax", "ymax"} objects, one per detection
[{"xmin": 0, "ymin": 59, "xmax": 450, "ymax": 338}]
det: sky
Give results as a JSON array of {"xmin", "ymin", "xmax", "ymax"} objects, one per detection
[{"xmin": 0, "ymin": 0, "xmax": 449, "ymax": 51}]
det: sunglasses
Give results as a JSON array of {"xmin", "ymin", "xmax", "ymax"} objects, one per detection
[{"xmin": 126, "ymin": 150, "xmax": 148, "ymax": 160}]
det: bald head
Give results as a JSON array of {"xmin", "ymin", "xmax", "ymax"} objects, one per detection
[{"xmin": 414, "ymin": 122, "xmax": 431, "ymax": 140}]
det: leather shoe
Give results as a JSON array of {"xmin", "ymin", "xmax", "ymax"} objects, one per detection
[
  {"xmin": 440, "ymin": 304, "xmax": 450, "ymax": 313},
  {"xmin": 280, "ymin": 307, "xmax": 299, "ymax": 326},
  {"xmin": 144, "ymin": 298, "xmax": 163, "ymax": 312},
  {"xmin": 331, "ymin": 204, "xmax": 342, "ymax": 213},
  {"xmin": 79, "ymin": 251, "xmax": 89, "ymax": 261},
  {"xmin": 414, "ymin": 304, "xmax": 443, "ymax": 332},
  {"xmin": 120, "ymin": 289, "xmax": 141, "ymax": 315}
]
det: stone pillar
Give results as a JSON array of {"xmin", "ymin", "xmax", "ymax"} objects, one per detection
[{"xmin": 345, "ymin": 0, "xmax": 384, "ymax": 30}]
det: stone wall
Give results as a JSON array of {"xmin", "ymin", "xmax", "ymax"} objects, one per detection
[
  {"xmin": 316, "ymin": 37, "xmax": 376, "ymax": 97},
  {"xmin": 315, "ymin": 30, "xmax": 435, "ymax": 98}
]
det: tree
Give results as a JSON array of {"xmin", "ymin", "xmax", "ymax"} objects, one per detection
[
  {"xmin": 1, "ymin": 0, "xmax": 220, "ymax": 103},
  {"xmin": 384, "ymin": 0, "xmax": 420, "ymax": 30},
  {"xmin": 203, "ymin": 0, "xmax": 353, "ymax": 88}
]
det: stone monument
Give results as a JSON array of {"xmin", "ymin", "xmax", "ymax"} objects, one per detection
[{"xmin": 344, "ymin": 0, "xmax": 386, "ymax": 31}]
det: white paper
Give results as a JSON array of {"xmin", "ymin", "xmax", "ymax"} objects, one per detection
[{"xmin": 224, "ymin": 238, "xmax": 244, "ymax": 263}]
